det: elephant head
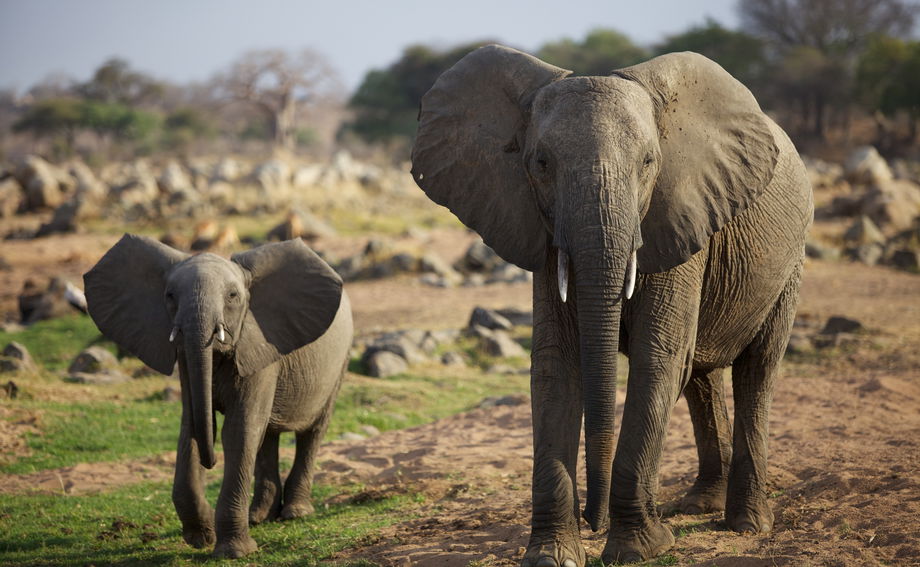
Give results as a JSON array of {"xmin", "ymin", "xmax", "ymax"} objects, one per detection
[
  {"xmin": 84, "ymin": 235, "xmax": 343, "ymax": 469},
  {"xmin": 411, "ymin": 45, "xmax": 778, "ymax": 530}
]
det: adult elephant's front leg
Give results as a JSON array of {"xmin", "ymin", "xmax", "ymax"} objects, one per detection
[
  {"xmin": 604, "ymin": 256, "xmax": 705, "ymax": 564},
  {"xmin": 523, "ymin": 250, "xmax": 584, "ymax": 567}
]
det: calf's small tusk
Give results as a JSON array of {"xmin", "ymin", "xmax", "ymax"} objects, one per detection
[
  {"xmin": 217, "ymin": 325, "xmax": 225, "ymax": 343},
  {"xmin": 624, "ymin": 250, "xmax": 637, "ymax": 300},
  {"xmin": 169, "ymin": 327, "xmax": 178, "ymax": 343},
  {"xmin": 557, "ymin": 249, "xmax": 569, "ymax": 303}
]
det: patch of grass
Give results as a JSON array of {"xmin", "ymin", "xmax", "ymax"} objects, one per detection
[
  {"xmin": 0, "ymin": 315, "xmax": 113, "ymax": 372},
  {"xmin": 328, "ymin": 365, "xmax": 529, "ymax": 439},
  {"xmin": 655, "ymin": 555, "xmax": 679, "ymax": 566},
  {"xmin": 1, "ymin": 399, "xmax": 185, "ymax": 474},
  {"xmin": 0, "ymin": 480, "xmax": 416, "ymax": 567}
]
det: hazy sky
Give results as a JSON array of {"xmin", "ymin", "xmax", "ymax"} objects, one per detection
[{"xmin": 0, "ymin": 0, "xmax": 739, "ymax": 94}]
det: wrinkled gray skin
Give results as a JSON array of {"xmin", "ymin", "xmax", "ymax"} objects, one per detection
[
  {"xmin": 412, "ymin": 45, "xmax": 813, "ymax": 565},
  {"xmin": 84, "ymin": 236, "xmax": 353, "ymax": 559}
]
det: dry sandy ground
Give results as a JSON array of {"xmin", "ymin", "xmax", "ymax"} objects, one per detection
[{"xmin": 1, "ymin": 219, "xmax": 919, "ymax": 566}]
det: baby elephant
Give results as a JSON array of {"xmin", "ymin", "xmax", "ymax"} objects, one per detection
[{"xmin": 84, "ymin": 235, "xmax": 353, "ymax": 558}]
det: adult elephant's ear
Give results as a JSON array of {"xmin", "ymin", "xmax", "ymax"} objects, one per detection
[
  {"xmin": 231, "ymin": 239, "xmax": 342, "ymax": 377},
  {"xmin": 83, "ymin": 234, "xmax": 189, "ymax": 374},
  {"xmin": 411, "ymin": 44, "xmax": 571, "ymax": 272},
  {"xmin": 614, "ymin": 52, "xmax": 779, "ymax": 273}
]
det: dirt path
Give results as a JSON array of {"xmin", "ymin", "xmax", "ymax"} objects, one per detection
[{"xmin": 2, "ymin": 221, "xmax": 919, "ymax": 565}]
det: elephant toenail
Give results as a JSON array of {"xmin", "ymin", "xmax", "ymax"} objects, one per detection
[
  {"xmin": 535, "ymin": 558, "xmax": 558, "ymax": 567},
  {"xmin": 562, "ymin": 559, "xmax": 577, "ymax": 567}
]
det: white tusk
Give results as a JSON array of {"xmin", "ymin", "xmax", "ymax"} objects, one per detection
[
  {"xmin": 169, "ymin": 327, "xmax": 178, "ymax": 343},
  {"xmin": 624, "ymin": 250, "xmax": 637, "ymax": 300},
  {"xmin": 557, "ymin": 249, "xmax": 569, "ymax": 303},
  {"xmin": 217, "ymin": 325, "xmax": 225, "ymax": 342}
]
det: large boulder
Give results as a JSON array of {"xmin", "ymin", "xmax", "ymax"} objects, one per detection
[
  {"xmin": 363, "ymin": 350, "xmax": 408, "ymax": 378},
  {"xmin": 455, "ymin": 239, "xmax": 506, "ymax": 274},
  {"xmin": 860, "ymin": 179, "xmax": 920, "ymax": 233},
  {"xmin": 0, "ymin": 342, "xmax": 38, "ymax": 374},
  {"xmin": 67, "ymin": 346, "xmax": 130, "ymax": 384}
]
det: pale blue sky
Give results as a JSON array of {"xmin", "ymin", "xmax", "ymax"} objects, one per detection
[{"xmin": 0, "ymin": 0, "xmax": 739, "ymax": 93}]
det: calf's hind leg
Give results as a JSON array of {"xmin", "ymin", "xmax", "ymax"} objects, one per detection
[
  {"xmin": 249, "ymin": 431, "xmax": 282, "ymax": 524},
  {"xmin": 281, "ymin": 393, "xmax": 338, "ymax": 520}
]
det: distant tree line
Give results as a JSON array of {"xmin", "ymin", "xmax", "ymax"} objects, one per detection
[
  {"xmin": 4, "ymin": 0, "xmax": 918, "ymax": 162},
  {"xmin": 344, "ymin": 0, "xmax": 920, "ymax": 155}
]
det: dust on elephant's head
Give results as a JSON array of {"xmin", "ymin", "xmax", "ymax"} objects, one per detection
[
  {"xmin": 411, "ymin": 44, "xmax": 779, "ymax": 276},
  {"xmin": 83, "ymin": 235, "xmax": 343, "ymax": 468}
]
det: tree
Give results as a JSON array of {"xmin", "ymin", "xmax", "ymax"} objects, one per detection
[
  {"xmin": 738, "ymin": 0, "xmax": 920, "ymax": 139},
  {"xmin": 538, "ymin": 28, "xmax": 649, "ymax": 75},
  {"xmin": 344, "ymin": 41, "xmax": 492, "ymax": 145},
  {"xmin": 77, "ymin": 58, "xmax": 164, "ymax": 105},
  {"xmin": 215, "ymin": 49, "xmax": 340, "ymax": 150},
  {"xmin": 857, "ymin": 35, "xmax": 920, "ymax": 144},
  {"xmin": 655, "ymin": 19, "xmax": 766, "ymax": 87}
]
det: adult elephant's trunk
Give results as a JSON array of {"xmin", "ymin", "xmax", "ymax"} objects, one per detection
[
  {"xmin": 564, "ymin": 165, "xmax": 637, "ymax": 531},
  {"xmin": 184, "ymin": 328, "xmax": 216, "ymax": 469}
]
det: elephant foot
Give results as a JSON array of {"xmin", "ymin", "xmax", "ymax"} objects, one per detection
[
  {"xmin": 181, "ymin": 524, "xmax": 215, "ymax": 549},
  {"xmin": 679, "ymin": 479, "xmax": 727, "ymax": 515},
  {"xmin": 280, "ymin": 501, "xmax": 315, "ymax": 520},
  {"xmin": 212, "ymin": 535, "xmax": 258, "ymax": 559},
  {"xmin": 521, "ymin": 533, "xmax": 585, "ymax": 567},
  {"xmin": 726, "ymin": 496, "xmax": 774, "ymax": 534},
  {"xmin": 602, "ymin": 521, "xmax": 674, "ymax": 564},
  {"xmin": 249, "ymin": 501, "xmax": 281, "ymax": 525}
]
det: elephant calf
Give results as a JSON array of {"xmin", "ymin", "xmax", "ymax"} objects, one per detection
[{"xmin": 84, "ymin": 235, "xmax": 353, "ymax": 558}]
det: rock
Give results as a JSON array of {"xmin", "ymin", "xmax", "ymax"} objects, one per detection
[
  {"xmin": 861, "ymin": 179, "xmax": 920, "ymax": 232},
  {"xmin": 784, "ymin": 333, "xmax": 814, "ymax": 356},
  {"xmin": 843, "ymin": 216, "xmax": 886, "ymax": 246},
  {"xmin": 158, "ymin": 161, "xmax": 194, "ymax": 194},
  {"xmin": 14, "ymin": 155, "xmax": 73, "ymax": 211},
  {"xmin": 418, "ymin": 252, "xmax": 462, "ymax": 283},
  {"xmin": 479, "ymin": 394, "xmax": 529, "ymax": 408},
  {"xmin": 487, "ymin": 262, "xmax": 531, "ymax": 284},
  {"xmin": 480, "ymin": 330, "xmax": 527, "ymax": 358},
  {"xmin": 364, "ymin": 333, "xmax": 428, "ymax": 365},
  {"xmin": 802, "ymin": 156, "xmax": 844, "ymax": 188},
  {"xmin": 468, "ymin": 306, "xmax": 514, "ymax": 331},
  {"xmin": 441, "ymin": 352, "xmax": 467, "ymax": 367},
  {"xmin": 0, "ymin": 176, "xmax": 23, "ymax": 217},
  {"xmin": 419, "ymin": 273, "xmax": 453, "ymax": 288},
  {"xmin": 251, "ymin": 160, "xmax": 292, "ymax": 209},
  {"xmin": 35, "ymin": 199, "xmax": 85, "ymax": 237},
  {"xmin": 463, "ymin": 273, "xmax": 487, "ymax": 287},
  {"xmin": 844, "ymin": 146, "xmax": 893, "ymax": 186},
  {"xmin": 68, "ymin": 346, "xmax": 119, "ymax": 374},
  {"xmin": 805, "ymin": 240, "xmax": 841, "ymax": 261},
  {"xmin": 465, "ymin": 324, "xmax": 496, "ymax": 340},
  {"xmin": 339, "ymin": 432, "xmax": 367, "ymax": 442},
  {"xmin": 67, "ymin": 346, "xmax": 130, "ymax": 384},
  {"xmin": 360, "ymin": 425, "xmax": 381, "ymax": 437},
  {"xmin": 850, "ymin": 243, "xmax": 884, "ymax": 266},
  {"xmin": 0, "ymin": 341, "xmax": 38, "ymax": 374},
  {"xmin": 455, "ymin": 239, "xmax": 505, "ymax": 273},
  {"xmin": 363, "ymin": 350, "xmax": 408, "ymax": 378},
  {"xmin": 2, "ymin": 380, "xmax": 19, "ymax": 399},
  {"xmin": 67, "ymin": 160, "xmax": 106, "ymax": 202},
  {"xmin": 812, "ymin": 332, "xmax": 860, "ymax": 350},
  {"xmin": 889, "ymin": 249, "xmax": 919, "ymax": 271},
  {"xmin": 18, "ymin": 277, "xmax": 82, "ymax": 324},
  {"xmin": 212, "ymin": 157, "xmax": 244, "ymax": 183},
  {"xmin": 160, "ymin": 386, "xmax": 181, "ymax": 402},
  {"xmin": 820, "ymin": 316, "xmax": 863, "ymax": 335},
  {"xmin": 266, "ymin": 209, "xmax": 336, "ymax": 242},
  {"xmin": 495, "ymin": 308, "xmax": 534, "ymax": 327}
]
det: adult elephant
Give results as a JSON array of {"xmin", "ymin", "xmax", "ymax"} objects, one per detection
[{"xmin": 411, "ymin": 45, "xmax": 812, "ymax": 565}]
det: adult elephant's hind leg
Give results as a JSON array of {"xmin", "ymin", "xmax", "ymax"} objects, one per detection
[
  {"xmin": 727, "ymin": 262, "xmax": 802, "ymax": 534},
  {"xmin": 249, "ymin": 431, "xmax": 281, "ymax": 524},
  {"xmin": 680, "ymin": 367, "xmax": 732, "ymax": 514},
  {"xmin": 523, "ymin": 251, "xmax": 584, "ymax": 567}
]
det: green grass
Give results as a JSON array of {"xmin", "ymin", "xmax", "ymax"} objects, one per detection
[
  {"xmin": 0, "ymin": 480, "xmax": 416, "ymax": 567},
  {"xmin": 1, "ymin": 399, "xmax": 185, "ymax": 474},
  {"xmin": 0, "ymin": 315, "xmax": 114, "ymax": 372}
]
